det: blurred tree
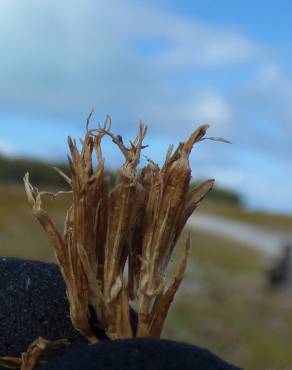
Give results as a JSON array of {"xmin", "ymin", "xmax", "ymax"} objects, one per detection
[
  {"xmin": 0, "ymin": 155, "xmax": 241, "ymax": 206},
  {"xmin": 190, "ymin": 181, "xmax": 241, "ymax": 207}
]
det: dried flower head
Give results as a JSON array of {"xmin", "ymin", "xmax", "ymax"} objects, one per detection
[{"xmin": 21, "ymin": 116, "xmax": 215, "ymax": 342}]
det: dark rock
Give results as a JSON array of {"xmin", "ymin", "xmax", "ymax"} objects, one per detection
[
  {"xmin": 40, "ymin": 338, "xmax": 242, "ymax": 370},
  {"xmin": 0, "ymin": 257, "xmax": 87, "ymax": 368},
  {"xmin": 0, "ymin": 257, "xmax": 241, "ymax": 370},
  {"xmin": 0, "ymin": 257, "xmax": 136, "ymax": 368},
  {"xmin": 268, "ymin": 244, "xmax": 292, "ymax": 289}
]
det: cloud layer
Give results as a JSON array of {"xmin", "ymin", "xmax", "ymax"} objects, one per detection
[{"xmin": 0, "ymin": 0, "xmax": 291, "ymax": 212}]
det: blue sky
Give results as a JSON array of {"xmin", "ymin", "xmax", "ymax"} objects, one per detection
[{"xmin": 0, "ymin": 0, "xmax": 292, "ymax": 213}]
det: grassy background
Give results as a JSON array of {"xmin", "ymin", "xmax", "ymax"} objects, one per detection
[
  {"xmin": 199, "ymin": 202, "xmax": 292, "ymax": 232},
  {"xmin": 1, "ymin": 184, "xmax": 292, "ymax": 369},
  {"xmin": 165, "ymin": 229, "xmax": 292, "ymax": 370}
]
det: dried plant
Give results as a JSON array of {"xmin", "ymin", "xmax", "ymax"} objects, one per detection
[
  {"xmin": 1, "ymin": 115, "xmax": 220, "ymax": 368},
  {"xmin": 21, "ymin": 117, "xmax": 215, "ymax": 342},
  {"xmin": 0, "ymin": 338, "xmax": 69, "ymax": 370}
]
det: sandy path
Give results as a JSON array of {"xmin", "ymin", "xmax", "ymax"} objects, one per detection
[{"xmin": 187, "ymin": 213, "xmax": 292, "ymax": 257}]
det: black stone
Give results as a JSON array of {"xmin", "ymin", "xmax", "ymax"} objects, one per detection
[
  {"xmin": 0, "ymin": 257, "xmax": 136, "ymax": 368},
  {"xmin": 0, "ymin": 257, "xmax": 88, "ymax": 368},
  {"xmin": 0, "ymin": 257, "xmax": 242, "ymax": 369},
  {"xmin": 40, "ymin": 338, "xmax": 242, "ymax": 370}
]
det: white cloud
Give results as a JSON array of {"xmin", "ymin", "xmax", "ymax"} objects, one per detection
[
  {"xmin": 146, "ymin": 22, "xmax": 256, "ymax": 69},
  {"xmin": 231, "ymin": 62, "xmax": 292, "ymax": 160},
  {"xmin": 0, "ymin": 0, "xmax": 291, "ymax": 213},
  {"xmin": 0, "ymin": 0, "xmax": 256, "ymax": 124},
  {"xmin": 0, "ymin": 139, "xmax": 18, "ymax": 157},
  {"xmin": 257, "ymin": 63, "xmax": 283, "ymax": 85},
  {"xmin": 188, "ymin": 93, "xmax": 232, "ymax": 126}
]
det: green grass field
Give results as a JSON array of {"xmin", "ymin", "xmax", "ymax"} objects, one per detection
[
  {"xmin": 165, "ymin": 229, "xmax": 292, "ymax": 369},
  {"xmin": 0, "ymin": 185, "xmax": 70, "ymax": 261},
  {"xmin": 1, "ymin": 185, "xmax": 292, "ymax": 369}
]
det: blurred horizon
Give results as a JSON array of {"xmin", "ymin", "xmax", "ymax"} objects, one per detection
[{"xmin": 0, "ymin": 0, "xmax": 292, "ymax": 213}]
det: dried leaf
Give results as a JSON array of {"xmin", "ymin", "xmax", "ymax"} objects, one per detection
[
  {"xmin": 53, "ymin": 167, "xmax": 72, "ymax": 186},
  {"xmin": 174, "ymin": 179, "xmax": 215, "ymax": 241},
  {"xmin": 148, "ymin": 235, "xmax": 191, "ymax": 337},
  {"xmin": 201, "ymin": 136, "xmax": 232, "ymax": 144},
  {"xmin": 0, "ymin": 338, "xmax": 69, "ymax": 370},
  {"xmin": 0, "ymin": 358, "xmax": 22, "ymax": 369}
]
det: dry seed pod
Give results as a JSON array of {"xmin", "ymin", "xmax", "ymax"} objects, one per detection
[
  {"xmin": 24, "ymin": 173, "xmax": 99, "ymax": 344},
  {"xmin": 21, "ymin": 117, "xmax": 216, "ymax": 344},
  {"xmin": 136, "ymin": 125, "xmax": 213, "ymax": 337},
  {"xmin": 97, "ymin": 123, "xmax": 147, "ymax": 338}
]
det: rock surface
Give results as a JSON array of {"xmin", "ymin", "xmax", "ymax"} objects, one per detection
[
  {"xmin": 40, "ymin": 338, "xmax": 242, "ymax": 370},
  {"xmin": 0, "ymin": 257, "xmax": 242, "ymax": 370},
  {"xmin": 0, "ymin": 257, "xmax": 88, "ymax": 368}
]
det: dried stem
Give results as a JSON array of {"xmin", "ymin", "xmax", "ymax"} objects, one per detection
[{"xmin": 0, "ymin": 337, "xmax": 69, "ymax": 370}]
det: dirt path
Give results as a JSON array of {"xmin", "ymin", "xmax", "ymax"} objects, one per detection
[{"xmin": 188, "ymin": 213, "xmax": 292, "ymax": 257}]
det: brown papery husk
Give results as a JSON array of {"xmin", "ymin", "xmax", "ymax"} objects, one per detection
[{"xmin": 19, "ymin": 117, "xmax": 219, "ymax": 351}]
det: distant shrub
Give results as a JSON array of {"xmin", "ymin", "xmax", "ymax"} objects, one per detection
[
  {"xmin": 0, "ymin": 155, "xmax": 241, "ymax": 207},
  {"xmin": 191, "ymin": 181, "xmax": 241, "ymax": 207},
  {"xmin": 0, "ymin": 155, "xmax": 116, "ymax": 189}
]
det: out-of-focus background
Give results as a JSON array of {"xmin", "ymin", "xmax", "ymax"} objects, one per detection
[{"xmin": 1, "ymin": 1, "xmax": 292, "ymax": 369}]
